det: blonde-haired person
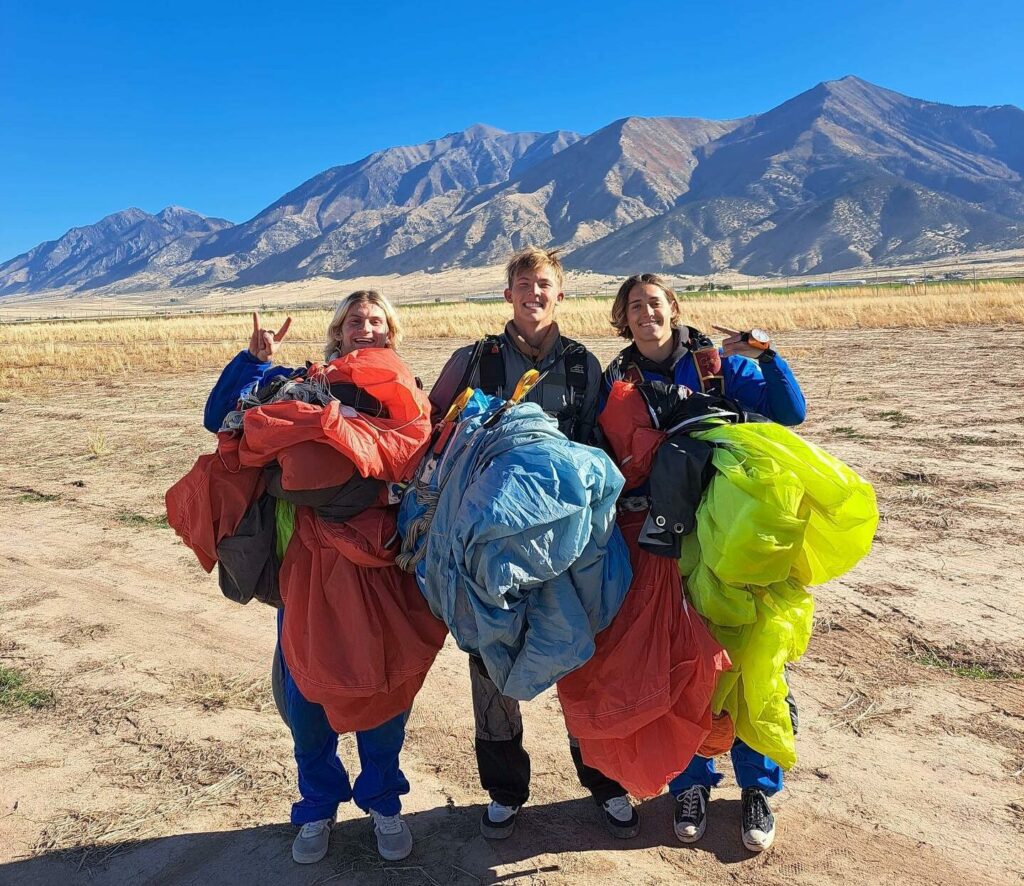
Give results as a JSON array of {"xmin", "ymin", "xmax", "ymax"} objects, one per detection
[
  {"xmin": 323, "ymin": 289, "xmax": 403, "ymax": 360},
  {"xmin": 601, "ymin": 272, "xmax": 805, "ymax": 852},
  {"xmin": 429, "ymin": 247, "xmax": 640, "ymax": 841},
  {"xmin": 203, "ymin": 290, "xmax": 416, "ymax": 866}
]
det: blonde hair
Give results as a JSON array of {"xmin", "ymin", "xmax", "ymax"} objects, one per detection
[
  {"xmin": 324, "ymin": 290, "xmax": 402, "ymax": 359},
  {"xmin": 609, "ymin": 273, "xmax": 682, "ymax": 340},
  {"xmin": 505, "ymin": 245, "xmax": 565, "ymax": 290}
]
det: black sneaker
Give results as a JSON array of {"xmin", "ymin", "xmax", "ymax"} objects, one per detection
[
  {"xmin": 480, "ymin": 801, "xmax": 520, "ymax": 839},
  {"xmin": 673, "ymin": 785, "xmax": 709, "ymax": 843},
  {"xmin": 740, "ymin": 788, "xmax": 775, "ymax": 851},
  {"xmin": 601, "ymin": 795, "xmax": 640, "ymax": 839}
]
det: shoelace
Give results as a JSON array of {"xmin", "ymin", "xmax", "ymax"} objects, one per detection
[
  {"xmin": 743, "ymin": 791, "xmax": 771, "ymax": 830},
  {"xmin": 299, "ymin": 819, "xmax": 329, "ymax": 838},
  {"xmin": 372, "ymin": 811, "xmax": 404, "ymax": 835},
  {"xmin": 679, "ymin": 787, "xmax": 705, "ymax": 821}
]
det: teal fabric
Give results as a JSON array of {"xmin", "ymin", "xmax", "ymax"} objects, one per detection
[{"xmin": 399, "ymin": 394, "xmax": 632, "ymax": 700}]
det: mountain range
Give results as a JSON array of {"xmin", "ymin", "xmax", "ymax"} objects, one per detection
[{"xmin": 3, "ymin": 76, "xmax": 1022, "ymax": 295}]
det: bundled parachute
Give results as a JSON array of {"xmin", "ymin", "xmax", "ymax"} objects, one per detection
[
  {"xmin": 601, "ymin": 381, "xmax": 878, "ymax": 769},
  {"xmin": 400, "ymin": 386, "xmax": 729, "ymax": 797},
  {"xmin": 167, "ymin": 348, "xmax": 447, "ymax": 732},
  {"xmin": 398, "ymin": 392, "xmax": 631, "ymax": 700}
]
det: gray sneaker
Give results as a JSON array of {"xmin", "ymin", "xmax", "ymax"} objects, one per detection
[
  {"xmin": 371, "ymin": 810, "xmax": 413, "ymax": 861},
  {"xmin": 292, "ymin": 817, "xmax": 333, "ymax": 864},
  {"xmin": 601, "ymin": 795, "xmax": 640, "ymax": 839}
]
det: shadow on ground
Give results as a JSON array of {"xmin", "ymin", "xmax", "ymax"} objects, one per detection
[{"xmin": 0, "ymin": 796, "xmax": 757, "ymax": 886}]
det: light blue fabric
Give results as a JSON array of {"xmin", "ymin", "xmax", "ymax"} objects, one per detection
[{"xmin": 399, "ymin": 394, "xmax": 632, "ymax": 700}]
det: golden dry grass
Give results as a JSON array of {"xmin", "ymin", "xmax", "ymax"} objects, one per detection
[{"xmin": 2, "ymin": 281, "xmax": 1022, "ymax": 395}]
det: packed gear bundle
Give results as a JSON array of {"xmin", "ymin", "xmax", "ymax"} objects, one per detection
[
  {"xmin": 556, "ymin": 508, "xmax": 731, "ymax": 797},
  {"xmin": 600, "ymin": 380, "xmax": 878, "ymax": 769},
  {"xmin": 398, "ymin": 381, "xmax": 731, "ymax": 798},
  {"xmin": 166, "ymin": 348, "xmax": 447, "ymax": 732},
  {"xmin": 397, "ymin": 389, "xmax": 632, "ymax": 700}
]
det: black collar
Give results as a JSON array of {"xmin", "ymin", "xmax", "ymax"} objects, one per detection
[{"xmin": 624, "ymin": 327, "xmax": 707, "ymax": 378}]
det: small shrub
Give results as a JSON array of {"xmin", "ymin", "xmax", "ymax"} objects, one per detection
[{"xmin": 0, "ymin": 665, "xmax": 55, "ymax": 710}]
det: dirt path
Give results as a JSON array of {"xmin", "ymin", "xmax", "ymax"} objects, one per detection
[{"xmin": 1, "ymin": 328, "xmax": 1022, "ymax": 885}]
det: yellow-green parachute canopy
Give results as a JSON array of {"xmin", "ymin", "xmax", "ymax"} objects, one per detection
[{"xmin": 680, "ymin": 422, "xmax": 878, "ymax": 768}]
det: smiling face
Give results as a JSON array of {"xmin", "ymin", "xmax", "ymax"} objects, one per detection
[
  {"xmin": 336, "ymin": 301, "xmax": 390, "ymax": 355},
  {"xmin": 626, "ymin": 283, "xmax": 679, "ymax": 348},
  {"xmin": 504, "ymin": 264, "xmax": 564, "ymax": 331}
]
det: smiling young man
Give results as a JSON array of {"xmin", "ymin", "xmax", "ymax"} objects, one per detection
[
  {"xmin": 603, "ymin": 272, "xmax": 805, "ymax": 853},
  {"xmin": 429, "ymin": 246, "xmax": 639, "ymax": 841}
]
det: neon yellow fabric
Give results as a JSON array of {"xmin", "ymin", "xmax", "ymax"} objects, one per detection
[
  {"xmin": 275, "ymin": 499, "xmax": 296, "ymax": 562},
  {"xmin": 681, "ymin": 422, "xmax": 877, "ymax": 768}
]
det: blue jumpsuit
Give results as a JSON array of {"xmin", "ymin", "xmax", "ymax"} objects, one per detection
[
  {"xmin": 207, "ymin": 350, "xmax": 411, "ymax": 823},
  {"xmin": 602, "ymin": 330, "xmax": 806, "ymax": 797}
]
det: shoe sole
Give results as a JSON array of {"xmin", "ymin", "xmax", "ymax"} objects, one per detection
[
  {"xmin": 605, "ymin": 820, "xmax": 640, "ymax": 839},
  {"xmin": 480, "ymin": 820, "xmax": 516, "ymax": 840},
  {"xmin": 292, "ymin": 846, "xmax": 330, "ymax": 864},
  {"xmin": 377, "ymin": 842, "xmax": 413, "ymax": 861},
  {"xmin": 674, "ymin": 818, "xmax": 707, "ymax": 844}
]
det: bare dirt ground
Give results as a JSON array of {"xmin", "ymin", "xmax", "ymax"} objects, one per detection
[{"xmin": 1, "ymin": 327, "xmax": 1022, "ymax": 886}]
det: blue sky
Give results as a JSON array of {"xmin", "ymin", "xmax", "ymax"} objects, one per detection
[{"xmin": 2, "ymin": 0, "xmax": 1022, "ymax": 260}]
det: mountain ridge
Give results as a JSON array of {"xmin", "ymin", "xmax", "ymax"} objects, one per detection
[{"xmin": 3, "ymin": 78, "xmax": 1023, "ymax": 294}]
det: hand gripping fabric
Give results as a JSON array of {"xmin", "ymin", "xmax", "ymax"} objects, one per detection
[{"xmin": 398, "ymin": 395, "xmax": 632, "ymax": 700}]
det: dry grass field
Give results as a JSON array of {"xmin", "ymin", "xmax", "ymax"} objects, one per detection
[
  {"xmin": 3, "ymin": 281, "xmax": 1023, "ymax": 393},
  {"xmin": 1, "ymin": 294, "xmax": 1023, "ymax": 885}
]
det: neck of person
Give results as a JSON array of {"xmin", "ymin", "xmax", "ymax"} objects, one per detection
[
  {"xmin": 513, "ymin": 319, "xmax": 555, "ymax": 351},
  {"xmin": 634, "ymin": 330, "xmax": 676, "ymax": 365}
]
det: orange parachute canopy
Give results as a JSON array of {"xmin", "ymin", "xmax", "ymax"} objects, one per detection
[
  {"xmin": 279, "ymin": 505, "xmax": 448, "ymax": 733},
  {"xmin": 557, "ymin": 510, "xmax": 730, "ymax": 798},
  {"xmin": 597, "ymin": 381, "xmax": 666, "ymax": 489},
  {"xmin": 239, "ymin": 348, "xmax": 432, "ymax": 483},
  {"xmin": 165, "ymin": 449, "xmax": 264, "ymax": 573}
]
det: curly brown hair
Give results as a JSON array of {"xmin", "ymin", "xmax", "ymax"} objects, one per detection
[{"xmin": 609, "ymin": 273, "xmax": 681, "ymax": 339}]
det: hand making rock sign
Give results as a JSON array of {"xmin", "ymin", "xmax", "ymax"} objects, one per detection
[{"xmin": 247, "ymin": 311, "xmax": 293, "ymax": 361}]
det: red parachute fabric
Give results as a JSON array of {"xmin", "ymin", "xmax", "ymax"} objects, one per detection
[
  {"xmin": 697, "ymin": 712, "xmax": 736, "ymax": 758},
  {"xmin": 597, "ymin": 381, "xmax": 666, "ymax": 489},
  {"xmin": 165, "ymin": 450, "xmax": 263, "ymax": 572},
  {"xmin": 279, "ymin": 505, "xmax": 448, "ymax": 732},
  {"xmin": 238, "ymin": 349, "xmax": 431, "ymax": 483},
  {"xmin": 557, "ymin": 510, "xmax": 730, "ymax": 797}
]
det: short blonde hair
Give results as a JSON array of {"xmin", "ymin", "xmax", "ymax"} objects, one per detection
[
  {"xmin": 505, "ymin": 246, "xmax": 565, "ymax": 291},
  {"xmin": 324, "ymin": 290, "xmax": 402, "ymax": 360},
  {"xmin": 609, "ymin": 273, "xmax": 682, "ymax": 340}
]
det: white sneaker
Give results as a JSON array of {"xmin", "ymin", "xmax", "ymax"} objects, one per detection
[
  {"xmin": 371, "ymin": 809, "xmax": 413, "ymax": 861},
  {"xmin": 292, "ymin": 817, "xmax": 333, "ymax": 864},
  {"xmin": 479, "ymin": 801, "xmax": 520, "ymax": 839},
  {"xmin": 601, "ymin": 794, "xmax": 640, "ymax": 839}
]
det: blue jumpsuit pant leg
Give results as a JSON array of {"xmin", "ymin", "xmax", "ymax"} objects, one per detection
[
  {"xmin": 277, "ymin": 609, "xmax": 353, "ymax": 825},
  {"xmin": 351, "ymin": 710, "xmax": 411, "ymax": 816},
  {"xmin": 731, "ymin": 738, "xmax": 783, "ymax": 795},
  {"xmin": 667, "ymin": 739, "xmax": 783, "ymax": 796}
]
